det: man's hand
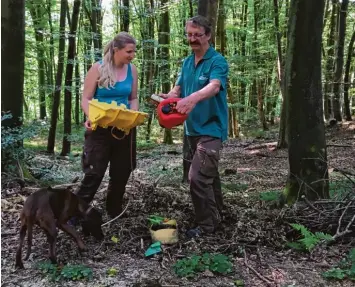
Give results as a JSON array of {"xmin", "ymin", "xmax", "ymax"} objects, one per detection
[
  {"xmin": 84, "ymin": 119, "xmax": 92, "ymax": 131},
  {"xmin": 159, "ymin": 91, "xmax": 179, "ymax": 99},
  {"xmin": 176, "ymin": 93, "xmax": 199, "ymax": 114}
]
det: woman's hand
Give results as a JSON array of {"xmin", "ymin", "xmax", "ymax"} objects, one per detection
[{"xmin": 84, "ymin": 119, "xmax": 92, "ymax": 131}]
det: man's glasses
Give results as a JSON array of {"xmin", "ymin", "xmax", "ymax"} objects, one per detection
[{"xmin": 185, "ymin": 33, "xmax": 205, "ymax": 39}]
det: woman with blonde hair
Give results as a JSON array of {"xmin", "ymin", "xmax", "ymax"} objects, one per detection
[{"xmin": 76, "ymin": 32, "xmax": 139, "ymax": 218}]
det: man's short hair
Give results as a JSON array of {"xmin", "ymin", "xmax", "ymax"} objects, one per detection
[{"xmin": 186, "ymin": 15, "xmax": 212, "ymax": 35}]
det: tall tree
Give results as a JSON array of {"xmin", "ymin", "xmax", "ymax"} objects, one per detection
[
  {"xmin": 197, "ymin": 0, "xmax": 218, "ymax": 46},
  {"xmin": 47, "ymin": 0, "xmax": 67, "ymax": 153},
  {"xmin": 284, "ymin": 0, "xmax": 329, "ymax": 203},
  {"xmin": 2, "ymin": 0, "xmax": 25, "ymax": 127},
  {"xmin": 27, "ymin": 0, "xmax": 47, "ymax": 119},
  {"xmin": 343, "ymin": 29, "xmax": 355, "ymax": 121},
  {"xmin": 274, "ymin": 0, "xmax": 287, "ymax": 148},
  {"xmin": 332, "ymin": 0, "xmax": 349, "ymax": 122},
  {"xmin": 324, "ymin": 0, "xmax": 338, "ymax": 120},
  {"xmin": 61, "ymin": 0, "xmax": 81, "ymax": 156},
  {"xmin": 85, "ymin": 0, "xmax": 102, "ymax": 61},
  {"xmin": 238, "ymin": 1, "xmax": 248, "ymax": 117},
  {"xmin": 158, "ymin": 0, "xmax": 173, "ymax": 144},
  {"xmin": 143, "ymin": 0, "xmax": 156, "ymax": 142},
  {"xmin": 120, "ymin": 0, "xmax": 129, "ymax": 32}
]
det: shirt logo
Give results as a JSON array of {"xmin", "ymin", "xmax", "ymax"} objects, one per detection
[{"xmin": 198, "ymin": 75, "xmax": 208, "ymax": 81}]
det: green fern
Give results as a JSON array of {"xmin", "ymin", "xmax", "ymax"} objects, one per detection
[
  {"xmin": 287, "ymin": 223, "xmax": 333, "ymax": 252},
  {"xmin": 322, "ymin": 249, "xmax": 355, "ymax": 281}
]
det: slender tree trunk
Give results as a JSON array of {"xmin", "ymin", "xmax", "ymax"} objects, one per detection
[
  {"xmin": 332, "ymin": 0, "xmax": 349, "ymax": 122},
  {"xmin": 47, "ymin": 0, "xmax": 67, "ymax": 153},
  {"xmin": 257, "ymin": 81, "xmax": 268, "ymax": 130},
  {"xmin": 28, "ymin": 1, "xmax": 47, "ymax": 119},
  {"xmin": 75, "ymin": 62, "xmax": 81, "ymax": 125},
  {"xmin": 83, "ymin": 4, "xmax": 93, "ymax": 71},
  {"xmin": 343, "ymin": 30, "xmax": 355, "ymax": 120},
  {"xmin": 324, "ymin": 0, "xmax": 338, "ymax": 120},
  {"xmin": 120, "ymin": 0, "xmax": 129, "ymax": 32},
  {"xmin": 88, "ymin": 0, "xmax": 102, "ymax": 61},
  {"xmin": 61, "ymin": 0, "xmax": 81, "ymax": 156},
  {"xmin": 158, "ymin": 0, "xmax": 172, "ymax": 144},
  {"xmin": 239, "ymin": 1, "xmax": 248, "ymax": 118},
  {"xmin": 197, "ymin": 0, "xmax": 218, "ymax": 46},
  {"xmin": 144, "ymin": 0, "xmax": 155, "ymax": 142},
  {"xmin": 285, "ymin": 0, "xmax": 329, "ymax": 203}
]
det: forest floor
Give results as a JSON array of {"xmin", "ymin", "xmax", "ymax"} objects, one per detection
[{"xmin": 1, "ymin": 121, "xmax": 355, "ymax": 287}]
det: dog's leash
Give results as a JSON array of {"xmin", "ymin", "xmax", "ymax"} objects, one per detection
[{"xmin": 101, "ymin": 199, "xmax": 130, "ymax": 227}]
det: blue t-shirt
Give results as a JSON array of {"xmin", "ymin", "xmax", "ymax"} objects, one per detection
[
  {"xmin": 94, "ymin": 62, "xmax": 132, "ymax": 108},
  {"xmin": 176, "ymin": 46, "xmax": 229, "ymax": 141}
]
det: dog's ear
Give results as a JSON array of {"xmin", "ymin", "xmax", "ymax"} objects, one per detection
[{"xmin": 47, "ymin": 186, "xmax": 53, "ymax": 191}]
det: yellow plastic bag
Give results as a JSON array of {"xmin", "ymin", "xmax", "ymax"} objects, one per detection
[
  {"xmin": 88, "ymin": 99, "xmax": 148, "ymax": 134},
  {"xmin": 149, "ymin": 219, "xmax": 179, "ymax": 245}
]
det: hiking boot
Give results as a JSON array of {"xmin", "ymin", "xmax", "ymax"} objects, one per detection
[{"xmin": 186, "ymin": 226, "xmax": 203, "ymax": 238}]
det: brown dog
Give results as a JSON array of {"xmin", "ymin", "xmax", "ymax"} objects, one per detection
[{"xmin": 15, "ymin": 187, "xmax": 104, "ymax": 268}]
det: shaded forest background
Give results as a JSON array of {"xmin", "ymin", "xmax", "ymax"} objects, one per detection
[
  {"xmin": 1, "ymin": 1, "xmax": 355, "ymax": 286},
  {"xmin": 1, "ymin": 0, "xmax": 355, "ymax": 197}
]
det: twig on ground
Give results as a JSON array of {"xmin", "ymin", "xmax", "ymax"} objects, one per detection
[
  {"xmin": 154, "ymin": 174, "xmax": 164, "ymax": 187},
  {"xmin": 243, "ymin": 250, "xmax": 274, "ymax": 286},
  {"xmin": 244, "ymin": 142, "xmax": 278, "ymax": 150},
  {"xmin": 333, "ymin": 199, "xmax": 355, "ymax": 240},
  {"xmin": 327, "ymin": 144, "xmax": 353, "ymax": 148},
  {"xmin": 302, "ymin": 195, "xmax": 325, "ymax": 215}
]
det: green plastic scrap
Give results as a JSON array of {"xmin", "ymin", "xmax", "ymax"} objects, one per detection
[
  {"xmin": 144, "ymin": 241, "xmax": 162, "ymax": 257},
  {"xmin": 147, "ymin": 215, "xmax": 165, "ymax": 225}
]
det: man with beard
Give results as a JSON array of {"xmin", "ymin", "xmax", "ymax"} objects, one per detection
[{"xmin": 160, "ymin": 15, "xmax": 229, "ymax": 238}]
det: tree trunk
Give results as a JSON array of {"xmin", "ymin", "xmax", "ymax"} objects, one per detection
[
  {"xmin": 144, "ymin": 0, "xmax": 155, "ymax": 142},
  {"xmin": 1, "ymin": 0, "xmax": 25, "ymax": 128},
  {"xmin": 158, "ymin": 0, "xmax": 173, "ymax": 144},
  {"xmin": 83, "ymin": 4, "xmax": 93, "ymax": 71},
  {"xmin": 88, "ymin": 0, "xmax": 102, "ymax": 61},
  {"xmin": 197, "ymin": 0, "xmax": 218, "ymax": 46},
  {"xmin": 332, "ymin": 0, "xmax": 349, "ymax": 122},
  {"xmin": 28, "ymin": 0, "xmax": 47, "ymax": 119},
  {"xmin": 273, "ymin": 0, "xmax": 287, "ymax": 147},
  {"xmin": 216, "ymin": 0, "xmax": 225, "ymax": 53},
  {"xmin": 46, "ymin": 0, "xmax": 56, "ymax": 113},
  {"xmin": 47, "ymin": 0, "xmax": 67, "ymax": 153},
  {"xmin": 61, "ymin": 0, "xmax": 81, "ymax": 156},
  {"xmin": 1, "ymin": 0, "xmax": 25, "ymax": 170},
  {"xmin": 257, "ymin": 81, "xmax": 268, "ymax": 130},
  {"xmin": 324, "ymin": 0, "xmax": 337, "ymax": 120},
  {"xmin": 120, "ymin": 0, "xmax": 129, "ymax": 32},
  {"xmin": 75, "ymin": 62, "xmax": 81, "ymax": 125},
  {"xmin": 239, "ymin": 1, "xmax": 248, "ymax": 117},
  {"xmin": 343, "ymin": 30, "xmax": 355, "ymax": 121},
  {"xmin": 285, "ymin": 0, "xmax": 329, "ymax": 203}
]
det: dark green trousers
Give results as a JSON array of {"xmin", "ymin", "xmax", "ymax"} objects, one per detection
[{"xmin": 188, "ymin": 136, "xmax": 223, "ymax": 233}]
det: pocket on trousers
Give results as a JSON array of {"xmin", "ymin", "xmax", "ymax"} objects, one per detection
[
  {"xmin": 199, "ymin": 148, "xmax": 220, "ymax": 177},
  {"xmin": 82, "ymin": 145, "xmax": 96, "ymax": 174}
]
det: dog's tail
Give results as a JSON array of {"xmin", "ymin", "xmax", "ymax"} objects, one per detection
[
  {"xmin": 15, "ymin": 220, "xmax": 27, "ymax": 268},
  {"xmin": 24, "ymin": 220, "xmax": 34, "ymax": 261}
]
